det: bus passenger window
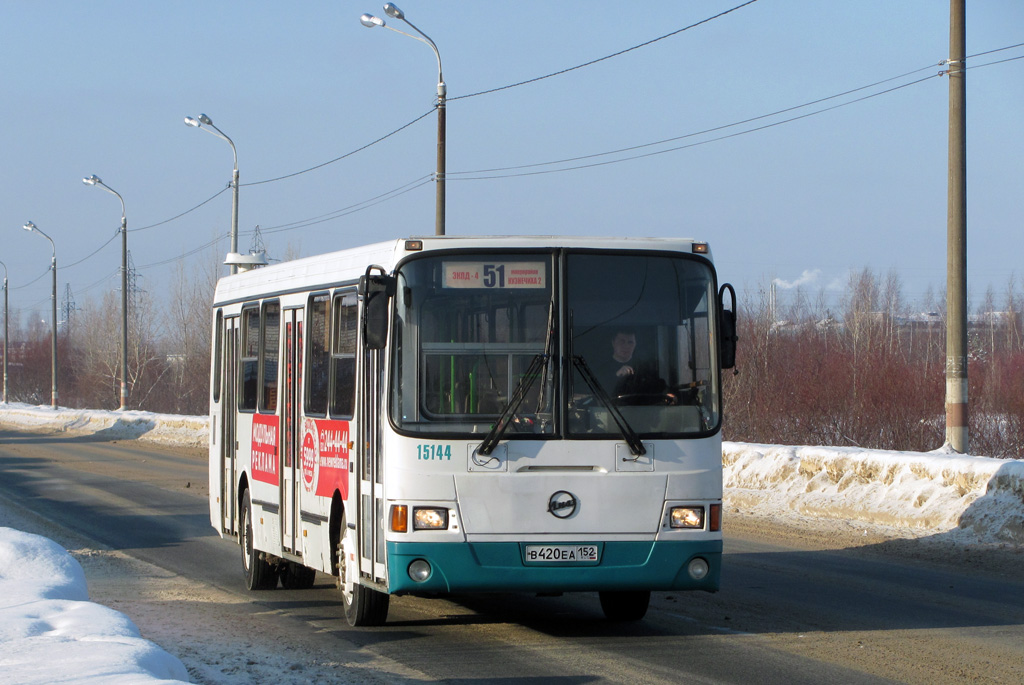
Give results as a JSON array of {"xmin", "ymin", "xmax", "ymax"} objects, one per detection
[
  {"xmin": 330, "ymin": 293, "xmax": 358, "ymax": 418},
  {"xmin": 261, "ymin": 301, "xmax": 280, "ymax": 412},
  {"xmin": 239, "ymin": 307, "xmax": 260, "ymax": 411},
  {"xmin": 305, "ymin": 294, "xmax": 330, "ymax": 416}
]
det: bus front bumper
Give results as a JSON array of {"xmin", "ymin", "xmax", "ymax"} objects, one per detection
[{"xmin": 386, "ymin": 539, "xmax": 721, "ymax": 595}]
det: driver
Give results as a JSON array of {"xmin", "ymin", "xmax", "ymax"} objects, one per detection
[{"xmin": 593, "ymin": 329, "xmax": 665, "ymax": 399}]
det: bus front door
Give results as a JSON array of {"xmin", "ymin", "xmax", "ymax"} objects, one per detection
[
  {"xmin": 356, "ymin": 332, "xmax": 387, "ymax": 587},
  {"xmin": 281, "ymin": 308, "xmax": 302, "ymax": 555},
  {"xmin": 220, "ymin": 316, "xmax": 239, "ymax": 535}
]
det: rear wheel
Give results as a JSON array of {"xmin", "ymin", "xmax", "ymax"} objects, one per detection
[
  {"xmin": 337, "ymin": 515, "xmax": 389, "ymax": 626},
  {"xmin": 599, "ymin": 590, "xmax": 650, "ymax": 621},
  {"xmin": 280, "ymin": 561, "xmax": 317, "ymax": 590},
  {"xmin": 241, "ymin": 490, "xmax": 276, "ymax": 590}
]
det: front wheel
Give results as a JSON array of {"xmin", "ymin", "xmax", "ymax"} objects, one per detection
[
  {"xmin": 241, "ymin": 490, "xmax": 276, "ymax": 591},
  {"xmin": 599, "ymin": 590, "xmax": 650, "ymax": 621},
  {"xmin": 337, "ymin": 517, "xmax": 389, "ymax": 626}
]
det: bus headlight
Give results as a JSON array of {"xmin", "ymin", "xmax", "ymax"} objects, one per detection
[
  {"xmin": 413, "ymin": 507, "xmax": 449, "ymax": 530},
  {"xmin": 670, "ymin": 506, "xmax": 705, "ymax": 529}
]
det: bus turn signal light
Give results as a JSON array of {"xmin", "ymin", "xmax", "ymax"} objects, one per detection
[{"xmin": 390, "ymin": 504, "xmax": 409, "ymax": 532}]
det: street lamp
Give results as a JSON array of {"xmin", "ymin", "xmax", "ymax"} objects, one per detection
[
  {"xmin": 0, "ymin": 260, "xmax": 8, "ymax": 404},
  {"xmin": 83, "ymin": 175, "xmax": 129, "ymax": 411},
  {"xmin": 361, "ymin": 3, "xmax": 446, "ymax": 235},
  {"xmin": 185, "ymin": 113, "xmax": 241, "ymax": 273},
  {"xmin": 21, "ymin": 221, "xmax": 58, "ymax": 409}
]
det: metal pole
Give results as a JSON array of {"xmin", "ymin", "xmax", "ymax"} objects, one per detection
[
  {"xmin": 120, "ymin": 215, "xmax": 129, "ymax": 410},
  {"xmin": 945, "ymin": 0, "xmax": 968, "ymax": 452},
  {"xmin": 436, "ymin": 82, "xmax": 446, "ymax": 236},
  {"xmin": 2, "ymin": 267, "xmax": 8, "ymax": 404},
  {"xmin": 51, "ymin": 251, "xmax": 58, "ymax": 409},
  {"xmin": 230, "ymin": 166, "xmax": 240, "ymax": 275}
]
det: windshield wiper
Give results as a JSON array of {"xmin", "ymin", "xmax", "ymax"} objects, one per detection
[
  {"xmin": 476, "ymin": 352, "xmax": 547, "ymax": 456},
  {"xmin": 477, "ymin": 298, "xmax": 557, "ymax": 457},
  {"xmin": 572, "ymin": 355, "xmax": 646, "ymax": 457}
]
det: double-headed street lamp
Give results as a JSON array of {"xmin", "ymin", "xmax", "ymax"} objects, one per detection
[
  {"xmin": 21, "ymin": 222, "xmax": 58, "ymax": 409},
  {"xmin": 83, "ymin": 175, "xmax": 129, "ymax": 411},
  {"xmin": 361, "ymin": 3, "xmax": 446, "ymax": 235},
  {"xmin": 184, "ymin": 113, "xmax": 241, "ymax": 273}
]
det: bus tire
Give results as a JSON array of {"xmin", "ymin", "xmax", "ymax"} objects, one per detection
[
  {"xmin": 241, "ymin": 490, "xmax": 276, "ymax": 591},
  {"xmin": 599, "ymin": 590, "xmax": 650, "ymax": 621},
  {"xmin": 337, "ymin": 518, "xmax": 389, "ymax": 626},
  {"xmin": 280, "ymin": 561, "xmax": 317, "ymax": 590}
]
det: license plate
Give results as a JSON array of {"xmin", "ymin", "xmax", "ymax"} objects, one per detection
[{"xmin": 524, "ymin": 544, "xmax": 600, "ymax": 563}]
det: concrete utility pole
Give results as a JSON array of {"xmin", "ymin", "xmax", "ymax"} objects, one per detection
[{"xmin": 945, "ymin": 0, "xmax": 968, "ymax": 452}]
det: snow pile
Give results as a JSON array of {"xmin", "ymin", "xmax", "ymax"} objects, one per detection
[
  {"xmin": 0, "ymin": 527, "xmax": 190, "ymax": 684},
  {"xmin": 1, "ymin": 402, "xmax": 1022, "ymax": 544},
  {"xmin": 724, "ymin": 442, "xmax": 1024, "ymax": 543},
  {"xmin": 0, "ymin": 403, "xmax": 207, "ymax": 450}
]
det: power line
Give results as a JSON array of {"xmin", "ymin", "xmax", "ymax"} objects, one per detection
[
  {"xmin": 449, "ymin": 0, "xmax": 762, "ymax": 101},
  {"xmin": 242, "ymin": 109, "xmax": 435, "ymax": 186},
  {"xmin": 448, "ymin": 73, "xmax": 940, "ymax": 180},
  {"xmin": 129, "ymin": 187, "xmax": 230, "ymax": 233},
  {"xmin": 450, "ymin": 62, "xmax": 942, "ymax": 178},
  {"xmin": 258, "ymin": 175, "xmax": 434, "ymax": 234}
]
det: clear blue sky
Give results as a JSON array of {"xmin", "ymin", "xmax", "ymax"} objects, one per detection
[{"xmin": 1, "ymin": 1, "xmax": 1021, "ymax": 327}]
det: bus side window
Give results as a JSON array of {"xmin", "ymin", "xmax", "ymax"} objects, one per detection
[
  {"xmin": 260, "ymin": 301, "xmax": 281, "ymax": 412},
  {"xmin": 212, "ymin": 309, "xmax": 223, "ymax": 403},
  {"xmin": 239, "ymin": 306, "xmax": 260, "ymax": 411},
  {"xmin": 305, "ymin": 293, "xmax": 330, "ymax": 416},
  {"xmin": 330, "ymin": 292, "xmax": 358, "ymax": 418}
]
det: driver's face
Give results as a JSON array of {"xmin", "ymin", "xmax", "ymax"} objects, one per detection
[{"xmin": 612, "ymin": 333, "xmax": 636, "ymax": 362}]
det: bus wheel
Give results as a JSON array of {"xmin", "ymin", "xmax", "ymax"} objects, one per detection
[
  {"xmin": 599, "ymin": 590, "xmax": 650, "ymax": 621},
  {"xmin": 241, "ymin": 490, "xmax": 276, "ymax": 591},
  {"xmin": 337, "ymin": 517, "xmax": 389, "ymax": 626},
  {"xmin": 280, "ymin": 561, "xmax": 317, "ymax": 590}
]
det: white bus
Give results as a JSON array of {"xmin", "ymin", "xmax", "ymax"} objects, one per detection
[{"xmin": 209, "ymin": 236, "xmax": 737, "ymax": 625}]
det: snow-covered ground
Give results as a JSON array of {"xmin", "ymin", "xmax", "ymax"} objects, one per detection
[
  {"xmin": 0, "ymin": 526, "xmax": 190, "ymax": 684},
  {"xmin": 1, "ymin": 402, "xmax": 1022, "ymax": 683}
]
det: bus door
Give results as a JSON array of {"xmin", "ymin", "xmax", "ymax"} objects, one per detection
[
  {"xmin": 281, "ymin": 308, "xmax": 303, "ymax": 555},
  {"xmin": 219, "ymin": 315, "xmax": 239, "ymax": 535},
  {"xmin": 357, "ymin": 271, "xmax": 392, "ymax": 587}
]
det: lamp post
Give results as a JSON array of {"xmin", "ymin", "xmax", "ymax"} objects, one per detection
[
  {"xmin": 83, "ymin": 175, "xmax": 129, "ymax": 411},
  {"xmin": 0, "ymin": 260, "xmax": 8, "ymax": 404},
  {"xmin": 185, "ymin": 113, "xmax": 240, "ymax": 273},
  {"xmin": 21, "ymin": 222, "xmax": 58, "ymax": 409},
  {"xmin": 361, "ymin": 3, "xmax": 446, "ymax": 235}
]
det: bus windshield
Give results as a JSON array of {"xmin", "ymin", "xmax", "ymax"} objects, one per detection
[
  {"xmin": 391, "ymin": 253, "xmax": 556, "ymax": 435},
  {"xmin": 567, "ymin": 252, "xmax": 719, "ymax": 437},
  {"xmin": 390, "ymin": 250, "xmax": 719, "ymax": 438}
]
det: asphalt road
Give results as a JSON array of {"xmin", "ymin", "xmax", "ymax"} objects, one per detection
[{"xmin": 1, "ymin": 426, "xmax": 1022, "ymax": 684}]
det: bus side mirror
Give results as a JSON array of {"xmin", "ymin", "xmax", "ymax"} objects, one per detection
[
  {"xmin": 359, "ymin": 268, "xmax": 396, "ymax": 350},
  {"xmin": 718, "ymin": 283, "xmax": 738, "ymax": 370}
]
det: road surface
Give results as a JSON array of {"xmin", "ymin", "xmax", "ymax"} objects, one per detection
[{"xmin": 1, "ymin": 426, "xmax": 1021, "ymax": 684}]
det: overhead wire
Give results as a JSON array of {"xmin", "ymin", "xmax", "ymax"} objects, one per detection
[
  {"xmin": 242, "ymin": 109, "xmax": 436, "ymax": 186},
  {"xmin": 15, "ymin": 11, "xmax": 1020, "ymax": 295},
  {"xmin": 449, "ymin": 63, "xmax": 942, "ymax": 178},
  {"xmin": 449, "ymin": 0, "xmax": 762, "ymax": 101}
]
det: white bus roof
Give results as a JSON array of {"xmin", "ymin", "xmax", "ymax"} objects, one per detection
[{"xmin": 213, "ymin": 235, "xmax": 711, "ymax": 307}]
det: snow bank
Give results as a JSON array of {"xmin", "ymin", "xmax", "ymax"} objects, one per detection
[
  {"xmin": 1, "ymin": 402, "xmax": 1021, "ymax": 543},
  {"xmin": 0, "ymin": 527, "xmax": 190, "ymax": 684},
  {"xmin": 0, "ymin": 402, "xmax": 207, "ymax": 450},
  {"xmin": 724, "ymin": 442, "xmax": 1024, "ymax": 544}
]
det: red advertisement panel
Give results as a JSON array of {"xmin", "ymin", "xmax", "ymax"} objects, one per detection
[
  {"xmin": 251, "ymin": 414, "xmax": 279, "ymax": 485},
  {"xmin": 301, "ymin": 418, "xmax": 350, "ymax": 498}
]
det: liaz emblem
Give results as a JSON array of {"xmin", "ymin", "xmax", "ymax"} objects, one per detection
[{"xmin": 547, "ymin": 491, "xmax": 578, "ymax": 519}]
